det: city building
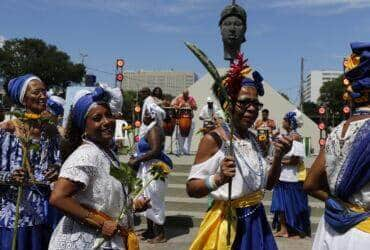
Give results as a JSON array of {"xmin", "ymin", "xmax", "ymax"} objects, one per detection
[
  {"xmin": 303, "ymin": 70, "xmax": 342, "ymax": 103},
  {"xmin": 121, "ymin": 70, "xmax": 198, "ymax": 96}
]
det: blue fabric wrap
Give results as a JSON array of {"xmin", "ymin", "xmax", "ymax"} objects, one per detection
[
  {"xmin": 324, "ymin": 198, "xmax": 370, "ymax": 234},
  {"xmin": 270, "ymin": 181, "xmax": 311, "ymax": 235},
  {"xmin": 284, "ymin": 111, "xmax": 298, "ymax": 130},
  {"xmin": 351, "ymin": 42, "xmax": 370, "ymax": 54},
  {"xmin": 324, "ymin": 120, "xmax": 370, "ymax": 233},
  {"xmin": 47, "ymin": 98, "xmax": 64, "ymax": 116},
  {"xmin": 137, "ymin": 137, "xmax": 173, "ymax": 169},
  {"xmin": 7, "ymin": 74, "xmax": 35, "ymax": 105},
  {"xmin": 233, "ymin": 204, "xmax": 278, "ymax": 250},
  {"xmin": 241, "ymin": 71, "xmax": 265, "ymax": 96},
  {"xmin": 72, "ymin": 87, "xmax": 106, "ymax": 131},
  {"xmin": 0, "ymin": 225, "xmax": 51, "ymax": 250},
  {"xmin": 345, "ymin": 50, "xmax": 370, "ymax": 81}
]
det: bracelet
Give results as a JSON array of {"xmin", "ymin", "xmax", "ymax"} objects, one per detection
[{"xmin": 205, "ymin": 175, "xmax": 218, "ymax": 192}]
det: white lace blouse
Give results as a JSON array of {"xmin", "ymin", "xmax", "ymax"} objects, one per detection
[
  {"xmin": 188, "ymin": 133, "xmax": 268, "ymax": 201},
  {"xmin": 48, "ymin": 142, "xmax": 130, "ymax": 250},
  {"xmin": 325, "ymin": 118, "xmax": 370, "ymax": 210}
]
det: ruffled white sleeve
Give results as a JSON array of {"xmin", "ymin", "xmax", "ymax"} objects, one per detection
[
  {"xmin": 59, "ymin": 145, "xmax": 98, "ymax": 188},
  {"xmin": 188, "ymin": 150, "xmax": 224, "ymax": 180}
]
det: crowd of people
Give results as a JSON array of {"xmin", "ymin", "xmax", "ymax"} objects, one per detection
[{"xmin": 0, "ymin": 41, "xmax": 369, "ymax": 250}]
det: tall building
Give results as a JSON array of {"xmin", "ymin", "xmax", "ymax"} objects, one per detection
[
  {"xmin": 303, "ymin": 70, "xmax": 342, "ymax": 103},
  {"xmin": 121, "ymin": 70, "xmax": 198, "ymax": 96}
]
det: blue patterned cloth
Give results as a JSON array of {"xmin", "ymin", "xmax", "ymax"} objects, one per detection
[
  {"xmin": 271, "ymin": 181, "xmax": 311, "ymax": 236},
  {"xmin": 233, "ymin": 204, "xmax": 278, "ymax": 250},
  {"xmin": 324, "ymin": 119, "xmax": 370, "ymax": 233},
  {"xmin": 0, "ymin": 125, "xmax": 61, "ymax": 228}
]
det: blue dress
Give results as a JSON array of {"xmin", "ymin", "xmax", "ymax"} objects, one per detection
[{"xmin": 0, "ymin": 123, "xmax": 62, "ymax": 250}]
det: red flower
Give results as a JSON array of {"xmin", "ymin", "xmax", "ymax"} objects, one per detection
[{"xmin": 223, "ymin": 53, "xmax": 249, "ymax": 101}]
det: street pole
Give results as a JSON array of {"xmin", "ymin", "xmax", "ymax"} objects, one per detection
[{"xmin": 300, "ymin": 57, "xmax": 304, "ymax": 111}]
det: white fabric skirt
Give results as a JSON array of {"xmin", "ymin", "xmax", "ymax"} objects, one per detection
[
  {"xmin": 137, "ymin": 159, "xmax": 167, "ymax": 225},
  {"xmin": 313, "ymin": 216, "xmax": 370, "ymax": 250}
]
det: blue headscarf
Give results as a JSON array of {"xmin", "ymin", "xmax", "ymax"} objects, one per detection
[
  {"xmin": 284, "ymin": 109, "xmax": 303, "ymax": 131},
  {"xmin": 345, "ymin": 42, "xmax": 370, "ymax": 99},
  {"xmin": 241, "ymin": 71, "xmax": 265, "ymax": 96},
  {"xmin": 47, "ymin": 96, "xmax": 65, "ymax": 116},
  {"xmin": 7, "ymin": 74, "xmax": 41, "ymax": 105},
  {"xmin": 72, "ymin": 87, "xmax": 107, "ymax": 131}
]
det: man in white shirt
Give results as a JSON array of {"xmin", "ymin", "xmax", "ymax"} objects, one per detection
[{"xmin": 199, "ymin": 97, "xmax": 219, "ymax": 123}]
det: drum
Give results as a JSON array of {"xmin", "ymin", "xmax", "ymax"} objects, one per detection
[
  {"xmin": 163, "ymin": 107, "xmax": 176, "ymax": 136},
  {"xmin": 178, "ymin": 108, "xmax": 192, "ymax": 137}
]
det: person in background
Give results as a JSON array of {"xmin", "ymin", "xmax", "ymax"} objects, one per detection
[
  {"xmin": 270, "ymin": 109, "xmax": 310, "ymax": 238},
  {"xmin": 255, "ymin": 109, "xmax": 276, "ymax": 133},
  {"xmin": 0, "ymin": 74, "xmax": 61, "ymax": 250},
  {"xmin": 152, "ymin": 87, "xmax": 164, "ymax": 103},
  {"xmin": 199, "ymin": 97, "xmax": 219, "ymax": 123},
  {"xmin": 171, "ymin": 89, "xmax": 197, "ymax": 155},
  {"xmin": 304, "ymin": 42, "xmax": 370, "ymax": 250},
  {"xmin": 129, "ymin": 102, "xmax": 173, "ymax": 243}
]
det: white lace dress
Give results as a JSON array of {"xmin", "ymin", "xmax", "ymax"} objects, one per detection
[
  {"xmin": 313, "ymin": 118, "xmax": 370, "ymax": 250},
  {"xmin": 188, "ymin": 133, "xmax": 268, "ymax": 200},
  {"xmin": 48, "ymin": 143, "xmax": 130, "ymax": 250}
]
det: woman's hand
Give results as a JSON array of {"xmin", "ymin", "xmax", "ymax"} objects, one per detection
[
  {"xmin": 273, "ymin": 135, "xmax": 293, "ymax": 158},
  {"xmin": 215, "ymin": 156, "xmax": 236, "ymax": 186},
  {"xmin": 128, "ymin": 158, "xmax": 139, "ymax": 168},
  {"xmin": 11, "ymin": 169, "xmax": 27, "ymax": 184},
  {"xmin": 101, "ymin": 220, "xmax": 119, "ymax": 238},
  {"xmin": 133, "ymin": 197, "xmax": 151, "ymax": 212}
]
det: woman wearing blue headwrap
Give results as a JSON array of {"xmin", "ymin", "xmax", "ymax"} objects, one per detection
[
  {"xmin": 48, "ymin": 87, "xmax": 150, "ymax": 250},
  {"xmin": 304, "ymin": 42, "xmax": 370, "ymax": 250},
  {"xmin": 270, "ymin": 109, "xmax": 311, "ymax": 238},
  {"xmin": 0, "ymin": 74, "xmax": 61, "ymax": 250},
  {"xmin": 187, "ymin": 55, "xmax": 293, "ymax": 250}
]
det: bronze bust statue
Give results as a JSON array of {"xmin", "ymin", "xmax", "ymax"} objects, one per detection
[{"xmin": 219, "ymin": 2, "xmax": 247, "ymax": 61}]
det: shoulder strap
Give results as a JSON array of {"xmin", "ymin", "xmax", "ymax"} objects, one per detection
[{"xmin": 208, "ymin": 131, "xmax": 223, "ymax": 149}]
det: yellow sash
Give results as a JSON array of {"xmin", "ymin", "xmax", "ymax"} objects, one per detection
[
  {"xmin": 297, "ymin": 162, "xmax": 307, "ymax": 182},
  {"xmin": 189, "ymin": 191, "xmax": 264, "ymax": 250},
  {"xmin": 346, "ymin": 203, "xmax": 370, "ymax": 233}
]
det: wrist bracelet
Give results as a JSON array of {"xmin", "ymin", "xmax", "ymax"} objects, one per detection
[{"xmin": 205, "ymin": 175, "xmax": 218, "ymax": 192}]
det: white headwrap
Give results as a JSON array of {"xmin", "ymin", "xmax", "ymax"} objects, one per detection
[{"xmin": 139, "ymin": 102, "xmax": 165, "ymax": 138}]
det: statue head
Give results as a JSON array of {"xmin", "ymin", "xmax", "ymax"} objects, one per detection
[{"xmin": 219, "ymin": 3, "xmax": 247, "ymax": 61}]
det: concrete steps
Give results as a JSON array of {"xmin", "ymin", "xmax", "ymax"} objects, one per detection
[{"xmin": 136, "ymin": 164, "xmax": 324, "ymax": 233}]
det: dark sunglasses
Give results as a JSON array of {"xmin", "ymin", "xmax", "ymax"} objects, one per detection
[{"xmin": 236, "ymin": 98, "xmax": 263, "ymax": 111}]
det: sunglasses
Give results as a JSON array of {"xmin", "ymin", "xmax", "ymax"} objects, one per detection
[{"xmin": 236, "ymin": 98, "xmax": 263, "ymax": 111}]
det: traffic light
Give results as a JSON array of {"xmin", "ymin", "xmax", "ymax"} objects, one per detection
[
  {"xmin": 318, "ymin": 106, "xmax": 327, "ymax": 147},
  {"xmin": 132, "ymin": 103, "xmax": 142, "ymax": 143},
  {"xmin": 116, "ymin": 59, "xmax": 125, "ymax": 87}
]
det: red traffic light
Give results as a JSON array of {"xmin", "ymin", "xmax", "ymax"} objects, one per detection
[
  {"xmin": 116, "ymin": 59, "xmax": 125, "ymax": 68},
  {"xmin": 134, "ymin": 105, "xmax": 141, "ymax": 113},
  {"xmin": 116, "ymin": 73, "xmax": 124, "ymax": 81},
  {"xmin": 319, "ymin": 138, "xmax": 326, "ymax": 146},
  {"xmin": 343, "ymin": 106, "xmax": 351, "ymax": 114},
  {"xmin": 134, "ymin": 120, "xmax": 141, "ymax": 128},
  {"xmin": 318, "ymin": 122, "xmax": 326, "ymax": 130},
  {"xmin": 318, "ymin": 107, "xmax": 326, "ymax": 115}
]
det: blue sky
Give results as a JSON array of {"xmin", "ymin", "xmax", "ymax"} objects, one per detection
[{"xmin": 1, "ymin": 0, "xmax": 370, "ymax": 102}]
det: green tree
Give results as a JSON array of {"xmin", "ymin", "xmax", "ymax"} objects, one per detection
[
  {"xmin": 0, "ymin": 38, "xmax": 85, "ymax": 86},
  {"xmin": 318, "ymin": 75, "xmax": 345, "ymax": 127},
  {"xmin": 122, "ymin": 90, "xmax": 137, "ymax": 123},
  {"xmin": 302, "ymin": 101, "xmax": 319, "ymax": 123}
]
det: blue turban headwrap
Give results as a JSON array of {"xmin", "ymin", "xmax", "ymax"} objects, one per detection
[
  {"xmin": 345, "ymin": 42, "xmax": 370, "ymax": 99},
  {"xmin": 47, "ymin": 96, "xmax": 65, "ymax": 116},
  {"xmin": 7, "ymin": 74, "xmax": 41, "ymax": 105},
  {"xmin": 284, "ymin": 111, "xmax": 298, "ymax": 131},
  {"xmin": 72, "ymin": 87, "xmax": 108, "ymax": 131},
  {"xmin": 241, "ymin": 71, "xmax": 265, "ymax": 96}
]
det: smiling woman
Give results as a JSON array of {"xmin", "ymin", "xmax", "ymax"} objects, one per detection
[
  {"xmin": 0, "ymin": 74, "xmax": 62, "ymax": 250},
  {"xmin": 48, "ymin": 87, "xmax": 150, "ymax": 250}
]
